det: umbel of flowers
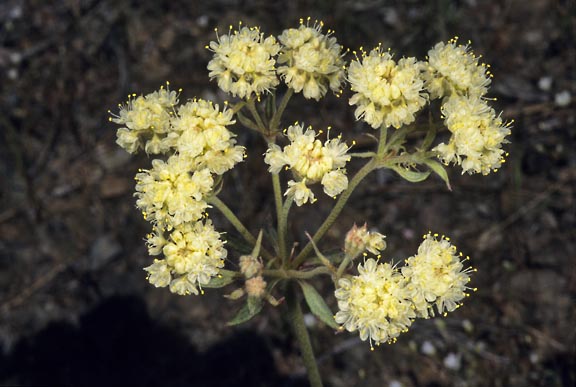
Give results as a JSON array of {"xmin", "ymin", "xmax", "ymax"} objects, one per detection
[{"xmin": 109, "ymin": 18, "xmax": 510, "ymax": 387}]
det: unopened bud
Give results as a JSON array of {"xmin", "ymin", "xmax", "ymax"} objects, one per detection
[
  {"xmin": 344, "ymin": 223, "xmax": 370, "ymax": 258},
  {"xmin": 344, "ymin": 223, "xmax": 387, "ymax": 258},
  {"xmin": 239, "ymin": 254, "xmax": 263, "ymax": 278},
  {"xmin": 245, "ymin": 276, "xmax": 267, "ymax": 298},
  {"xmin": 224, "ymin": 288, "xmax": 245, "ymax": 300}
]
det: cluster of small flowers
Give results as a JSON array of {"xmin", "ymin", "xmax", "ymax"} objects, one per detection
[
  {"xmin": 424, "ymin": 38, "xmax": 512, "ymax": 175},
  {"xmin": 334, "ymin": 233, "xmax": 474, "ymax": 348},
  {"xmin": 346, "ymin": 38, "xmax": 511, "ymax": 175},
  {"xmin": 110, "ymin": 85, "xmax": 245, "ymax": 295},
  {"xmin": 264, "ymin": 123, "xmax": 351, "ymax": 206},
  {"xmin": 207, "ymin": 18, "xmax": 345, "ymax": 101}
]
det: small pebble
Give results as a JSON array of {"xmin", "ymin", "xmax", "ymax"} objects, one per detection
[
  {"xmin": 555, "ymin": 90, "xmax": 571, "ymax": 107},
  {"xmin": 303, "ymin": 313, "xmax": 316, "ymax": 328},
  {"xmin": 537, "ymin": 76, "xmax": 552, "ymax": 91},
  {"xmin": 443, "ymin": 352, "xmax": 461, "ymax": 370},
  {"xmin": 421, "ymin": 340, "xmax": 436, "ymax": 356}
]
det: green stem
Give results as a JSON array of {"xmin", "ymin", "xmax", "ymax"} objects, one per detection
[
  {"xmin": 349, "ymin": 151, "xmax": 376, "ymax": 158},
  {"xmin": 336, "ymin": 254, "xmax": 356, "ymax": 279},
  {"xmin": 376, "ymin": 125, "xmax": 389, "ymax": 157},
  {"xmin": 292, "ymin": 159, "xmax": 376, "ymax": 268},
  {"xmin": 271, "ymin": 173, "xmax": 285, "ymax": 258},
  {"xmin": 269, "ymin": 88, "xmax": 294, "ymax": 132},
  {"xmin": 246, "ymin": 97, "xmax": 267, "ymax": 133},
  {"xmin": 287, "ymin": 284, "xmax": 324, "ymax": 387},
  {"xmin": 279, "ymin": 194, "xmax": 294, "ymax": 264},
  {"xmin": 263, "ymin": 266, "xmax": 331, "ymax": 280},
  {"xmin": 208, "ymin": 195, "xmax": 274, "ymax": 261}
]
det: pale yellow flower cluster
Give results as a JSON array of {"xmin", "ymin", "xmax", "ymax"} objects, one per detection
[
  {"xmin": 110, "ymin": 85, "xmax": 246, "ymax": 295},
  {"xmin": 348, "ymin": 48, "xmax": 427, "ymax": 129},
  {"xmin": 335, "ymin": 233, "xmax": 472, "ymax": 347},
  {"xmin": 402, "ymin": 233, "xmax": 474, "ymax": 318},
  {"xmin": 207, "ymin": 26, "xmax": 280, "ymax": 99},
  {"xmin": 143, "ymin": 220, "xmax": 227, "ymax": 295},
  {"xmin": 171, "ymin": 99, "xmax": 245, "ymax": 175},
  {"xmin": 110, "ymin": 86, "xmax": 179, "ymax": 154},
  {"xmin": 264, "ymin": 123, "xmax": 351, "ymax": 205},
  {"xmin": 434, "ymin": 95, "xmax": 511, "ymax": 175},
  {"xmin": 335, "ymin": 259, "xmax": 415, "ymax": 347},
  {"xmin": 277, "ymin": 19, "xmax": 345, "ymax": 100},
  {"xmin": 423, "ymin": 38, "xmax": 492, "ymax": 100},
  {"xmin": 135, "ymin": 157, "xmax": 213, "ymax": 230}
]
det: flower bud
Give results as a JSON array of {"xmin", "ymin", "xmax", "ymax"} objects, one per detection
[
  {"xmin": 224, "ymin": 288, "xmax": 245, "ymax": 300},
  {"xmin": 239, "ymin": 255, "xmax": 263, "ymax": 278},
  {"xmin": 245, "ymin": 276, "xmax": 267, "ymax": 298},
  {"xmin": 344, "ymin": 223, "xmax": 370, "ymax": 258}
]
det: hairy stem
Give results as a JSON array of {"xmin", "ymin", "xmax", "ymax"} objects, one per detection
[
  {"xmin": 279, "ymin": 194, "xmax": 294, "ymax": 265},
  {"xmin": 292, "ymin": 159, "xmax": 376, "ymax": 268},
  {"xmin": 208, "ymin": 195, "xmax": 274, "ymax": 260},
  {"xmin": 287, "ymin": 284, "xmax": 324, "ymax": 387},
  {"xmin": 263, "ymin": 266, "xmax": 332, "ymax": 280},
  {"xmin": 269, "ymin": 88, "xmax": 293, "ymax": 132},
  {"xmin": 246, "ymin": 97, "xmax": 267, "ymax": 133},
  {"xmin": 271, "ymin": 173, "xmax": 285, "ymax": 260}
]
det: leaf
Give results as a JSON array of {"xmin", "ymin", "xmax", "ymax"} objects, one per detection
[
  {"xmin": 424, "ymin": 159, "xmax": 452, "ymax": 191},
  {"xmin": 298, "ymin": 281, "xmax": 340, "ymax": 330},
  {"xmin": 392, "ymin": 166, "xmax": 431, "ymax": 183},
  {"xmin": 250, "ymin": 230, "xmax": 263, "ymax": 259},
  {"xmin": 227, "ymin": 298, "xmax": 263, "ymax": 326},
  {"xmin": 421, "ymin": 125, "xmax": 437, "ymax": 150},
  {"xmin": 203, "ymin": 269, "xmax": 236, "ymax": 289}
]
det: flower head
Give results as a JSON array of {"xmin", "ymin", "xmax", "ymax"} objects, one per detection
[
  {"xmin": 348, "ymin": 47, "xmax": 427, "ymax": 129},
  {"xmin": 264, "ymin": 123, "xmax": 351, "ymax": 203},
  {"xmin": 172, "ymin": 99, "xmax": 245, "ymax": 175},
  {"xmin": 424, "ymin": 38, "xmax": 492, "ymax": 99},
  {"xmin": 277, "ymin": 19, "xmax": 345, "ymax": 100},
  {"xmin": 434, "ymin": 95, "xmax": 511, "ymax": 175},
  {"xmin": 207, "ymin": 25, "xmax": 280, "ymax": 99},
  {"xmin": 402, "ymin": 233, "xmax": 474, "ymax": 318},
  {"xmin": 144, "ymin": 219, "xmax": 227, "ymax": 295},
  {"xmin": 135, "ymin": 156, "xmax": 214, "ymax": 230},
  {"xmin": 110, "ymin": 84, "xmax": 179, "ymax": 154},
  {"xmin": 335, "ymin": 259, "xmax": 415, "ymax": 347}
]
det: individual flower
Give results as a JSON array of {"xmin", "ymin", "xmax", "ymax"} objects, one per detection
[
  {"xmin": 335, "ymin": 259, "xmax": 415, "ymax": 347},
  {"xmin": 285, "ymin": 179, "xmax": 315, "ymax": 206},
  {"xmin": 434, "ymin": 95, "xmax": 511, "ymax": 175},
  {"xmin": 144, "ymin": 219, "xmax": 227, "ymax": 295},
  {"xmin": 144, "ymin": 259, "xmax": 172, "ymax": 288},
  {"xmin": 135, "ymin": 155, "xmax": 214, "ymax": 230},
  {"xmin": 171, "ymin": 99, "xmax": 245, "ymax": 175},
  {"xmin": 245, "ymin": 276, "xmax": 267, "ymax": 298},
  {"xmin": 344, "ymin": 223, "xmax": 387, "ymax": 258},
  {"xmin": 207, "ymin": 25, "xmax": 280, "ymax": 99},
  {"xmin": 110, "ymin": 84, "xmax": 179, "ymax": 154},
  {"xmin": 277, "ymin": 19, "xmax": 345, "ymax": 100},
  {"xmin": 264, "ymin": 123, "xmax": 351, "ymax": 204},
  {"xmin": 321, "ymin": 169, "xmax": 348, "ymax": 197},
  {"xmin": 239, "ymin": 254, "xmax": 263, "ymax": 278},
  {"xmin": 402, "ymin": 233, "xmax": 474, "ymax": 318},
  {"xmin": 348, "ymin": 47, "xmax": 427, "ymax": 129},
  {"xmin": 423, "ymin": 38, "xmax": 492, "ymax": 99}
]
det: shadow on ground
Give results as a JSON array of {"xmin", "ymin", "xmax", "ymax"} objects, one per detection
[{"xmin": 0, "ymin": 296, "xmax": 305, "ymax": 387}]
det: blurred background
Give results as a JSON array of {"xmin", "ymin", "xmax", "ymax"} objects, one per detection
[{"xmin": 0, "ymin": 0, "xmax": 574, "ymax": 386}]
